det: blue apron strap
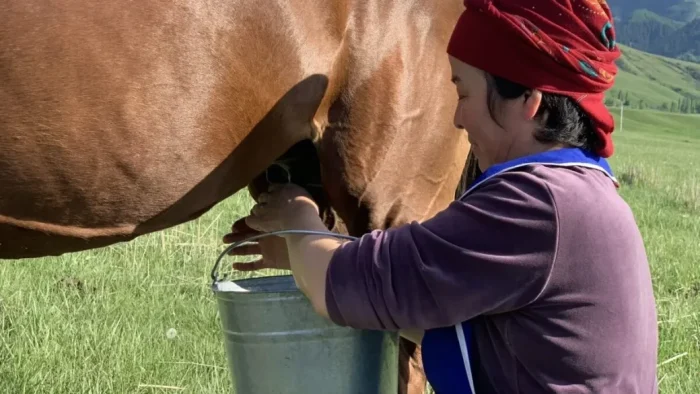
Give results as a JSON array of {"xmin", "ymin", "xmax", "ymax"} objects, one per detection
[
  {"xmin": 422, "ymin": 323, "xmax": 477, "ymax": 394},
  {"xmin": 456, "ymin": 323, "xmax": 476, "ymax": 394}
]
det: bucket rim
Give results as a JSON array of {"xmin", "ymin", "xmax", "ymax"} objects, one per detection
[{"xmin": 212, "ymin": 274, "xmax": 300, "ymax": 294}]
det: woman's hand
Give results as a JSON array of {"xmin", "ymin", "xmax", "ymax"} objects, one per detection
[
  {"xmin": 246, "ymin": 183, "xmax": 321, "ymax": 232},
  {"xmin": 222, "ymin": 183, "xmax": 324, "ymax": 272},
  {"xmin": 223, "ymin": 217, "xmax": 292, "ymax": 271},
  {"xmin": 224, "ymin": 183, "xmax": 342, "ymax": 318}
]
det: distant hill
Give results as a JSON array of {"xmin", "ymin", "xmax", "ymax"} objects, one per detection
[
  {"xmin": 654, "ymin": 19, "xmax": 700, "ymax": 63},
  {"xmin": 610, "ymin": 1, "xmax": 700, "ymax": 63},
  {"xmin": 605, "ymin": 45, "xmax": 700, "ymax": 114},
  {"xmin": 616, "ymin": 10, "xmax": 683, "ymax": 50}
]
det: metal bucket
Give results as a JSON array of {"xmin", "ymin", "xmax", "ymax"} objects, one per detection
[{"xmin": 212, "ymin": 274, "xmax": 399, "ymax": 394}]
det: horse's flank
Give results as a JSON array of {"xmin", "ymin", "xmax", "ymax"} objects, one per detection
[{"xmin": 0, "ymin": 0, "xmax": 468, "ymax": 259}]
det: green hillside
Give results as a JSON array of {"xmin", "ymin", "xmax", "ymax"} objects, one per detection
[
  {"xmin": 610, "ymin": 0, "xmax": 700, "ymax": 23},
  {"xmin": 610, "ymin": 108, "xmax": 700, "ymax": 141},
  {"xmin": 606, "ymin": 45, "xmax": 700, "ymax": 112}
]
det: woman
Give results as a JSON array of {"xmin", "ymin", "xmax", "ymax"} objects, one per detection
[{"xmin": 223, "ymin": 0, "xmax": 659, "ymax": 392}]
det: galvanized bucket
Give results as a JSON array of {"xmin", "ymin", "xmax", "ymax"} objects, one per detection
[
  {"xmin": 212, "ymin": 275, "xmax": 399, "ymax": 394},
  {"xmin": 210, "ymin": 231, "xmax": 399, "ymax": 394}
]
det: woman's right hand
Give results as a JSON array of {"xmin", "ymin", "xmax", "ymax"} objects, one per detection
[{"xmin": 222, "ymin": 216, "xmax": 292, "ymax": 271}]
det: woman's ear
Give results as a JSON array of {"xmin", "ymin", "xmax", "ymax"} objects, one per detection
[{"xmin": 522, "ymin": 89, "xmax": 542, "ymax": 120}]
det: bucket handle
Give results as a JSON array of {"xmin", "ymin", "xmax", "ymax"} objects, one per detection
[{"xmin": 211, "ymin": 229, "xmax": 358, "ymax": 287}]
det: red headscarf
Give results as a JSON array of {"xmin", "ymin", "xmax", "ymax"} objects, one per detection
[{"xmin": 447, "ymin": 0, "xmax": 621, "ymax": 157}]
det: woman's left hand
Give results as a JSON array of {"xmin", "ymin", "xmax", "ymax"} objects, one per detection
[{"xmin": 223, "ymin": 218, "xmax": 292, "ymax": 271}]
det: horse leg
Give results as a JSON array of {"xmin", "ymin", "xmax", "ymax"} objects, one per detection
[
  {"xmin": 399, "ymin": 150, "xmax": 481, "ymax": 394},
  {"xmin": 399, "ymin": 339, "xmax": 428, "ymax": 394}
]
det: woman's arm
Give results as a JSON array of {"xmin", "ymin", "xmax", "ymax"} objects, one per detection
[
  {"xmin": 242, "ymin": 198, "xmax": 427, "ymax": 343},
  {"xmin": 242, "ymin": 174, "xmax": 558, "ymax": 333},
  {"xmin": 240, "ymin": 185, "xmax": 348, "ymax": 318},
  {"xmin": 266, "ymin": 209, "xmax": 427, "ymax": 344},
  {"xmin": 323, "ymin": 172, "xmax": 559, "ymax": 331},
  {"xmin": 281, "ymin": 209, "xmax": 345, "ymax": 318}
]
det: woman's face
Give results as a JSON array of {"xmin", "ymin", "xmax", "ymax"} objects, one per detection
[{"xmin": 448, "ymin": 56, "xmax": 542, "ymax": 171}]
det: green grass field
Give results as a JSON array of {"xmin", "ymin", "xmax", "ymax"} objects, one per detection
[{"xmin": 1, "ymin": 109, "xmax": 699, "ymax": 393}]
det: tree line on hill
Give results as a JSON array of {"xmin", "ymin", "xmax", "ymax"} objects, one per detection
[{"xmin": 605, "ymin": 90, "xmax": 700, "ymax": 114}]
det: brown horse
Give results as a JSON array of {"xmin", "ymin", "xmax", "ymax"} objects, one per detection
[{"xmin": 0, "ymin": 0, "xmax": 476, "ymax": 392}]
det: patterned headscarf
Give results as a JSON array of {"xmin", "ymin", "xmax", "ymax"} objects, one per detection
[{"xmin": 447, "ymin": 0, "xmax": 621, "ymax": 157}]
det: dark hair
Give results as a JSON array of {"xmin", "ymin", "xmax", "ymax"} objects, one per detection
[{"xmin": 484, "ymin": 73, "xmax": 600, "ymax": 152}]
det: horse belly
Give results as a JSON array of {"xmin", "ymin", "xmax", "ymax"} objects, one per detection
[{"xmin": 0, "ymin": 0, "xmax": 341, "ymax": 258}]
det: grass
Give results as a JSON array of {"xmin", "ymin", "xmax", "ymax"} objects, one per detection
[
  {"xmin": 1, "ymin": 109, "xmax": 699, "ymax": 393},
  {"xmin": 0, "ymin": 194, "xmax": 254, "ymax": 393},
  {"xmin": 607, "ymin": 110, "xmax": 700, "ymax": 392}
]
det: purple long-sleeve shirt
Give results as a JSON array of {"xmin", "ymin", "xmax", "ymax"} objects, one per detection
[{"xmin": 325, "ymin": 165, "xmax": 658, "ymax": 393}]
